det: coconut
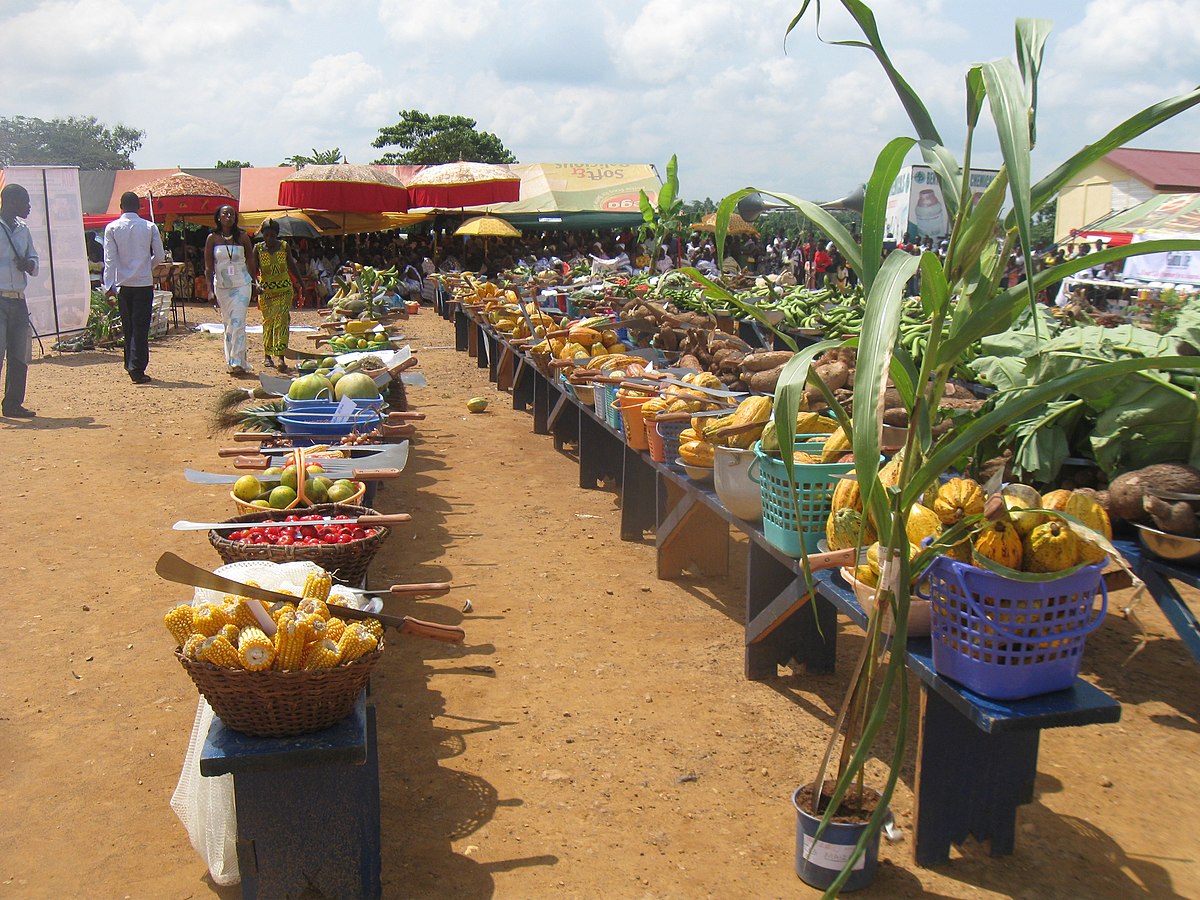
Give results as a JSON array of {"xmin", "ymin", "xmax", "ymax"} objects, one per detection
[
  {"xmin": 287, "ymin": 373, "xmax": 334, "ymax": 401},
  {"xmin": 333, "ymin": 372, "xmax": 381, "ymax": 401}
]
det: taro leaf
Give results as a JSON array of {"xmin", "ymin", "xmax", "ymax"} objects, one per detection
[
  {"xmin": 1009, "ymin": 399, "xmax": 1085, "ymax": 483},
  {"xmin": 968, "ymin": 355, "xmax": 1029, "ymax": 393},
  {"xmin": 1166, "ymin": 300, "xmax": 1200, "ymax": 354},
  {"xmin": 1090, "ymin": 376, "xmax": 1199, "ymax": 472}
]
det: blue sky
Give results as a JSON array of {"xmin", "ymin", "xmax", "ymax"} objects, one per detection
[{"xmin": 4, "ymin": 0, "xmax": 1198, "ymax": 203}]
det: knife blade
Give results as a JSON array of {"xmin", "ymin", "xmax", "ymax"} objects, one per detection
[
  {"xmin": 172, "ymin": 514, "xmax": 410, "ymax": 531},
  {"xmin": 154, "ymin": 552, "xmax": 465, "ymax": 643},
  {"xmin": 184, "ymin": 467, "xmax": 401, "ymax": 484}
]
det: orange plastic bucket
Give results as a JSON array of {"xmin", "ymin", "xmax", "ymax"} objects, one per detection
[
  {"xmin": 646, "ymin": 418, "xmax": 666, "ymax": 462},
  {"xmin": 614, "ymin": 396, "xmax": 651, "ymax": 450}
]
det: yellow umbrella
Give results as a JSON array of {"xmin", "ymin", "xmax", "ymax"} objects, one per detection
[
  {"xmin": 454, "ymin": 215, "xmax": 522, "ymax": 238},
  {"xmin": 690, "ymin": 212, "xmax": 759, "ymax": 236}
]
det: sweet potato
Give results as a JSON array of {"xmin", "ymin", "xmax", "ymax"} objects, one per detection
[{"xmin": 677, "ymin": 353, "xmax": 702, "ymax": 371}]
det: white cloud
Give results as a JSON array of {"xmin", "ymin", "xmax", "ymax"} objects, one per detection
[{"xmin": 5, "ymin": 0, "xmax": 1198, "ymax": 202}]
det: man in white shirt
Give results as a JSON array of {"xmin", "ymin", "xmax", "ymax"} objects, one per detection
[
  {"xmin": 0, "ymin": 183, "xmax": 39, "ymax": 417},
  {"xmin": 103, "ymin": 191, "xmax": 165, "ymax": 384}
]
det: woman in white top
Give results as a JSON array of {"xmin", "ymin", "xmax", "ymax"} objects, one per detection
[{"xmin": 205, "ymin": 205, "xmax": 258, "ymax": 376}]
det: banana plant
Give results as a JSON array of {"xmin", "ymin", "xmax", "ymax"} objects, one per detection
[
  {"xmin": 710, "ymin": 3, "xmax": 1200, "ymax": 894},
  {"xmin": 637, "ymin": 154, "xmax": 686, "ymax": 288}
]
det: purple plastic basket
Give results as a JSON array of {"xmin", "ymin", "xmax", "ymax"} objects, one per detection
[{"xmin": 917, "ymin": 555, "xmax": 1108, "ymax": 700}]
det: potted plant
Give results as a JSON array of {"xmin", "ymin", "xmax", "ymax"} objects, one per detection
[{"xmin": 690, "ymin": 1, "xmax": 1200, "ymax": 893}]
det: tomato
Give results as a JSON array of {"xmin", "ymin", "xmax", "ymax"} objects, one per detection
[
  {"xmin": 322, "ymin": 535, "xmax": 339, "ymax": 544},
  {"xmin": 337, "ymin": 533, "xmax": 354, "ymax": 544},
  {"xmin": 301, "ymin": 526, "xmax": 318, "ymax": 538},
  {"xmin": 276, "ymin": 533, "xmax": 294, "ymax": 546}
]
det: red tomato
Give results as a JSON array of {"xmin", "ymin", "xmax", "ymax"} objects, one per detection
[
  {"xmin": 277, "ymin": 533, "xmax": 294, "ymax": 546},
  {"xmin": 337, "ymin": 533, "xmax": 354, "ymax": 544}
]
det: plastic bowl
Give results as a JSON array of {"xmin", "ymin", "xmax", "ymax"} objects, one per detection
[
  {"xmin": 837, "ymin": 567, "xmax": 932, "ymax": 636},
  {"xmin": 277, "ymin": 409, "xmax": 382, "ymax": 438},
  {"xmin": 283, "ymin": 397, "xmax": 387, "ymax": 413},
  {"xmin": 676, "ymin": 458, "xmax": 714, "ymax": 482},
  {"xmin": 1135, "ymin": 523, "xmax": 1200, "ymax": 565}
]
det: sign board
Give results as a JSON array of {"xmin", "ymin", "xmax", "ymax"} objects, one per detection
[
  {"xmin": 1123, "ymin": 232, "xmax": 1200, "ymax": 285},
  {"xmin": 884, "ymin": 165, "xmax": 1001, "ymax": 243},
  {"xmin": 0, "ymin": 166, "xmax": 91, "ymax": 336}
]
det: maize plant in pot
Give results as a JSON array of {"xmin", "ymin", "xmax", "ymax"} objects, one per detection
[{"xmin": 689, "ymin": 1, "xmax": 1200, "ymax": 893}]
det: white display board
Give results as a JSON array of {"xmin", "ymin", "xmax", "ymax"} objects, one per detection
[
  {"xmin": 1, "ymin": 166, "xmax": 91, "ymax": 336},
  {"xmin": 1123, "ymin": 232, "xmax": 1200, "ymax": 286}
]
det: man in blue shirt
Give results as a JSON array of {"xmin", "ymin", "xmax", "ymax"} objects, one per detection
[
  {"xmin": 0, "ymin": 183, "xmax": 39, "ymax": 418},
  {"xmin": 103, "ymin": 191, "xmax": 164, "ymax": 384}
]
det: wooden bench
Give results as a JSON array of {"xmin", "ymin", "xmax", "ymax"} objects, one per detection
[
  {"xmin": 456, "ymin": 322, "xmax": 1124, "ymax": 868},
  {"xmin": 812, "ymin": 570, "xmax": 1121, "ymax": 865},
  {"xmin": 1115, "ymin": 538, "xmax": 1200, "ymax": 664},
  {"xmin": 200, "ymin": 692, "xmax": 381, "ymax": 899}
]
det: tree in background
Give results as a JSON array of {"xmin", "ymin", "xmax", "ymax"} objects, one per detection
[
  {"xmin": 216, "ymin": 159, "xmax": 251, "ymax": 168},
  {"xmin": 371, "ymin": 111, "xmax": 517, "ymax": 165},
  {"xmin": 0, "ymin": 115, "xmax": 143, "ymax": 169},
  {"xmin": 1030, "ymin": 199, "xmax": 1056, "ymax": 248},
  {"xmin": 281, "ymin": 148, "xmax": 345, "ymax": 167},
  {"xmin": 682, "ymin": 198, "xmax": 717, "ymax": 219}
]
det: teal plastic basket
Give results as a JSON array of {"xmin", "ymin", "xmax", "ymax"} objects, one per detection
[
  {"xmin": 657, "ymin": 418, "xmax": 691, "ymax": 468},
  {"xmin": 751, "ymin": 441, "xmax": 855, "ymax": 557}
]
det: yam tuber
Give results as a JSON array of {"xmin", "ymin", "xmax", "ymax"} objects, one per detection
[
  {"xmin": 747, "ymin": 365, "xmax": 786, "ymax": 393},
  {"xmin": 814, "ymin": 360, "xmax": 851, "ymax": 391},
  {"xmin": 1108, "ymin": 463, "xmax": 1200, "ymax": 523},
  {"xmin": 741, "ymin": 350, "xmax": 794, "ymax": 373}
]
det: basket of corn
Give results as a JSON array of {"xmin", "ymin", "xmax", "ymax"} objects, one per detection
[
  {"xmin": 167, "ymin": 568, "xmax": 384, "ymax": 737},
  {"xmin": 208, "ymin": 503, "xmax": 390, "ymax": 586}
]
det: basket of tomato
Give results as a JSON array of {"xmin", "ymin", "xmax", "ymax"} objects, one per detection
[{"xmin": 207, "ymin": 503, "xmax": 390, "ymax": 585}]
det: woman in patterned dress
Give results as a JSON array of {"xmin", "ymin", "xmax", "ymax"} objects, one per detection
[{"xmin": 253, "ymin": 219, "xmax": 302, "ymax": 371}]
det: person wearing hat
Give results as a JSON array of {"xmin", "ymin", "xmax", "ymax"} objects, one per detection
[
  {"xmin": 253, "ymin": 219, "xmax": 301, "ymax": 371},
  {"xmin": 0, "ymin": 183, "xmax": 39, "ymax": 416},
  {"xmin": 104, "ymin": 190, "xmax": 165, "ymax": 385}
]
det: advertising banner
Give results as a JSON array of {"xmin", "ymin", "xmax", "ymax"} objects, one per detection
[
  {"xmin": 0, "ymin": 165, "xmax": 91, "ymax": 336},
  {"xmin": 1123, "ymin": 232, "xmax": 1200, "ymax": 285},
  {"xmin": 885, "ymin": 165, "xmax": 1000, "ymax": 243}
]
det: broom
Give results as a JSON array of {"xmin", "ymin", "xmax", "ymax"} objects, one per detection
[{"xmin": 209, "ymin": 387, "xmax": 279, "ymax": 434}]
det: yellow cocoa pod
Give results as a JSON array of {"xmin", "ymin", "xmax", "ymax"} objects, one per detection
[
  {"xmin": 973, "ymin": 519, "xmax": 1023, "ymax": 569},
  {"xmin": 1023, "ymin": 519, "xmax": 1081, "ymax": 573},
  {"xmin": 933, "ymin": 478, "xmax": 986, "ymax": 525}
]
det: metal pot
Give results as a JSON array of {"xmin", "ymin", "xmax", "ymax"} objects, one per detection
[{"xmin": 714, "ymin": 446, "xmax": 762, "ymax": 521}]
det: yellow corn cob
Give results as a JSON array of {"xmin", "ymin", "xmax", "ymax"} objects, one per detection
[
  {"xmin": 219, "ymin": 623, "xmax": 240, "ymax": 644},
  {"xmin": 192, "ymin": 604, "xmax": 228, "ymax": 637},
  {"xmin": 273, "ymin": 616, "xmax": 308, "ymax": 671},
  {"xmin": 360, "ymin": 618, "xmax": 384, "ymax": 643},
  {"xmin": 236, "ymin": 626, "xmax": 275, "ymax": 671},
  {"xmin": 302, "ymin": 571, "xmax": 332, "ymax": 603},
  {"xmin": 302, "ymin": 639, "xmax": 342, "ymax": 670},
  {"xmin": 298, "ymin": 597, "xmax": 331, "ymax": 621},
  {"xmin": 164, "ymin": 604, "xmax": 195, "ymax": 646},
  {"xmin": 181, "ymin": 633, "xmax": 206, "ymax": 659},
  {"xmin": 197, "ymin": 635, "xmax": 240, "ymax": 668},
  {"xmin": 226, "ymin": 598, "xmax": 262, "ymax": 629},
  {"xmin": 305, "ymin": 615, "xmax": 328, "ymax": 643},
  {"xmin": 337, "ymin": 623, "xmax": 379, "ymax": 663},
  {"xmin": 324, "ymin": 617, "xmax": 346, "ymax": 644},
  {"xmin": 270, "ymin": 601, "xmax": 295, "ymax": 623}
]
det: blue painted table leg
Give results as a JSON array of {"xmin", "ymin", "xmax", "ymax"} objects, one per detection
[
  {"xmin": 1140, "ymin": 564, "xmax": 1200, "ymax": 664},
  {"xmin": 914, "ymin": 687, "xmax": 1039, "ymax": 866},
  {"xmin": 620, "ymin": 446, "xmax": 657, "ymax": 541},
  {"xmin": 476, "ymin": 325, "xmax": 490, "ymax": 370},
  {"xmin": 454, "ymin": 309, "xmax": 469, "ymax": 352}
]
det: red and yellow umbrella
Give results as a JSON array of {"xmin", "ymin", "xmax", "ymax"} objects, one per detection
[
  {"xmin": 406, "ymin": 161, "xmax": 520, "ymax": 209},
  {"xmin": 278, "ymin": 164, "xmax": 409, "ymax": 214}
]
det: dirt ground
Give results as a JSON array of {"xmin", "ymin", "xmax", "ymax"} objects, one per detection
[{"xmin": 2, "ymin": 301, "xmax": 1199, "ymax": 899}]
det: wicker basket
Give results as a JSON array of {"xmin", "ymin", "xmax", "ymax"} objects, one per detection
[
  {"xmin": 208, "ymin": 503, "xmax": 389, "ymax": 585},
  {"xmin": 176, "ymin": 643, "xmax": 383, "ymax": 737},
  {"xmin": 231, "ymin": 480, "xmax": 366, "ymax": 514}
]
